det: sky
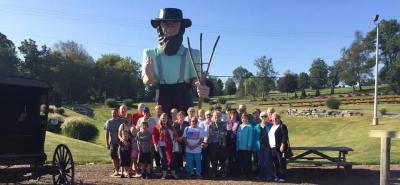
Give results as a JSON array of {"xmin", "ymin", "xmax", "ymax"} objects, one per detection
[{"xmin": 1, "ymin": 0, "xmax": 399, "ymax": 81}]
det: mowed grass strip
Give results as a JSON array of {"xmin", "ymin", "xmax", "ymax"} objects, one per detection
[{"xmin": 45, "ymin": 132, "xmax": 109, "ymax": 164}]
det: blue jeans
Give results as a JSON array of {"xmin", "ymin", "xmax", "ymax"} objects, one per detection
[
  {"xmin": 258, "ymin": 147, "xmax": 273, "ymax": 180},
  {"xmin": 159, "ymin": 146, "xmax": 175, "ymax": 171},
  {"xmin": 185, "ymin": 152, "xmax": 201, "ymax": 176}
]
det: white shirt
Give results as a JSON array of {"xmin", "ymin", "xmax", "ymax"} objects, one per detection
[
  {"xmin": 269, "ymin": 124, "xmax": 279, "ymax": 148},
  {"xmin": 136, "ymin": 117, "xmax": 157, "ymax": 134},
  {"xmin": 183, "ymin": 127, "xmax": 205, "ymax": 153}
]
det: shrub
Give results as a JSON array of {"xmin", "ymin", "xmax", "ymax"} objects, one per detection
[
  {"xmin": 55, "ymin": 107, "xmax": 65, "ymax": 115},
  {"xmin": 47, "ymin": 114, "xmax": 64, "ymax": 133},
  {"xmin": 217, "ymin": 97, "xmax": 227, "ymax": 104},
  {"xmin": 123, "ymin": 98, "xmax": 134, "ymax": 107},
  {"xmin": 380, "ymin": 108, "xmax": 387, "ymax": 115},
  {"xmin": 61, "ymin": 117, "xmax": 99, "ymax": 141},
  {"xmin": 326, "ymin": 97, "xmax": 341, "ymax": 109},
  {"xmin": 104, "ymin": 98, "xmax": 117, "ymax": 108}
]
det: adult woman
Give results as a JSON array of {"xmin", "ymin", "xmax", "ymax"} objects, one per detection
[
  {"xmin": 254, "ymin": 111, "xmax": 273, "ymax": 181},
  {"xmin": 173, "ymin": 111, "xmax": 189, "ymax": 171},
  {"xmin": 226, "ymin": 109, "xmax": 239, "ymax": 177},
  {"xmin": 268, "ymin": 112, "xmax": 288, "ymax": 182},
  {"xmin": 199, "ymin": 110, "xmax": 212, "ymax": 176},
  {"xmin": 152, "ymin": 113, "xmax": 178, "ymax": 179},
  {"xmin": 118, "ymin": 114, "xmax": 133, "ymax": 178}
]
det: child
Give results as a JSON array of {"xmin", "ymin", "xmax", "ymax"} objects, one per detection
[
  {"xmin": 118, "ymin": 130, "xmax": 132, "ymax": 178},
  {"xmin": 137, "ymin": 122, "xmax": 152, "ymax": 179},
  {"xmin": 236, "ymin": 113, "xmax": 253, "ymax": 178},
  {"xmin": 130, "ymin": 126, "xmax": 141, "ymax": 178},
  {"xmin": 183, "ymin": 117, "xmax": 205, "ymax": 178}
]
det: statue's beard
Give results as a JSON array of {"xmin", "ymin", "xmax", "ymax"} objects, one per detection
[
  {"xmin": 157, "ymin": 27, "xmax": 184, "ymax": 56},
  {"xmin": 159, "ymin": 34, "xmax": 183, "ymax": 56}
]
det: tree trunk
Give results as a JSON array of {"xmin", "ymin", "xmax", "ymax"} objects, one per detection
[{"xmin": 330, "ymin": 85, "xmax": 335, "ymax": 95}]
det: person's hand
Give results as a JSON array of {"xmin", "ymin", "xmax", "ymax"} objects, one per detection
[
  {"xmin": 154, "ymin": 144, "xmax": 159, "ymax": 152},
  {"xmin": 123, "ymin": 140, "xmax": 129, "ymax": 147},
  {"xmin": 280, "ymin": 144, "xmax": 285, "ymax": 153},
  {"xmin": 195, "ymin": 81, "xmax": 210, "ymax": 98}
]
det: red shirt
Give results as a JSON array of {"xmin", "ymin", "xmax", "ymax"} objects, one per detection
[{"xmin": 131, "ymin": 111, "xmax": 143, "ymax": 126}]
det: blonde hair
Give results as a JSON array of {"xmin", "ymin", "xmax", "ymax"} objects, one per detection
[{"xmin": 271, "ymin": 112, "xmax": 281, "ymax": 120}]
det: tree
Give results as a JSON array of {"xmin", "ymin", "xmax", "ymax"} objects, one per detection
[
  {"xmin": 232, "ymin": 66, "xmax": 253, "ymax": 84},
  {"xmin": 338, "ymin": 31, "xmax": 372, "ymax": 92},
  {"xmin": 278, "ymin": 71, "xmax": 298, "ymax": 98},
  {"xmin": 52, "ymin": 41, "xmax": 95, "ymax": 103},
  {"xmin": 215, "ymin": 78, "xmax": 224, "ymax": 96},
  {"xmin": 224, "ymin": 78, "xmax": 237, "ymax": 95},
  {"xmin": 327, "ymin": 61, "xmax": 341, "ymax": 94},
  {"xmin": 365, "ymin": 19, "xmax": 400, "ymax": 93},
  {"xmin": 309, "ymin": 58, "xmax": 328, "ymax": 95},
  {"xmin": 0, "ymin": 32, "xmax": 19, "ymax": 75},
  {"xmin": 18, "ymin": 39, "xmax": 52, "ymax": 79},
  {"xmin": 232, "ymin": 66, "xmax": 253, "ymax": 97},
  {"xmin": 244, "ymin": 77, "xmax": 257, "ymax": 100},
  {"xmin": 297, "ymin": 72, "xmax": 310, "ymax": 90},
  {"xmin": 386, "ymin": 59, "xmax": 400, "ymax": 94},
  {"xmin": 95, "ymin": 54, "xmax": 142, "ymax": 101},
  {"xmin": 254, "ymin": 56, "xmax": 278, "ymax": 98},
  {"xmin": 364, "ymin": 19, "xmax": 400, "ymax": 82}
]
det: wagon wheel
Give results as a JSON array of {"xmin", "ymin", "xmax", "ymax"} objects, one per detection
[{"xmin": 52, "ymin": 144, "xmax": 75, "ymax": 185}]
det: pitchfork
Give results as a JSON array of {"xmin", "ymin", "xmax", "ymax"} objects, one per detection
[{"xmin": 187, "ymin": 33, "xmax": 220, "ymax": 109}]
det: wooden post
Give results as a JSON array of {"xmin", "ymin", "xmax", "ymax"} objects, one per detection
[
  {"xmin": 380, "ymin": 137, "xmax": 390, "ymax": 185},
  {"xmin": 369, "ymin": 130, "xmax": 400, "ymax": 185}
]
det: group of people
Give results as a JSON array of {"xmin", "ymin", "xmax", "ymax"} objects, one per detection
[{"xmin": 105, "ymin": 103, "xmax": 290, "ymax": 182}]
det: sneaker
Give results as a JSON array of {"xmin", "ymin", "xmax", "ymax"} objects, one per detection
[
  {"xmin": 274, "ymin": 178, "xmax": 279, "ymax": 181},
  {"xmin": 141, "ymin": 173, "xmax": 147, "ymax": 179},
  {"xmin": 133, "ymin": 173, "xmax": 142, "ymax": 178},
  {"xmin": 111, "ymin": 171, "xmax": 120, "ymax": 177},
  {"xmin": 278, "ymin": 178, "xmax": 286, "ymax": 183},
  {"xmin": 161, "ymin": 176, "xmax": 166, "ymax": 180}
]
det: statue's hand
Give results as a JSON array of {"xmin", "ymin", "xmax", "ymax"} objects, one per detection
[
  {"xmin": 143, "ymin": 58, "xmax": 154, "ymax": 84},
  {"xmin": 195, "ymin": 81, "xmax": 210, "ymax": 98}
]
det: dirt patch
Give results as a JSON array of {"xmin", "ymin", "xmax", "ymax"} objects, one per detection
[{"xmin": 19, "ymin": 164, "xmax": 400, "ymax": 185}]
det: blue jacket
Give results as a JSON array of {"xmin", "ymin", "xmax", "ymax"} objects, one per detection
[
  {"xmin": 253, "ymin": 123, "xmax": 272, "ymax": 151},
  {"xmin": 236, "ymin": 123, "xmax": 253, "ymax": 151}
]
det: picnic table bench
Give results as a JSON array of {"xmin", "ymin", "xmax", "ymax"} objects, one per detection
[{"xmin": 286, "ymin": 146, "xmax": 355, "ymax": 172}]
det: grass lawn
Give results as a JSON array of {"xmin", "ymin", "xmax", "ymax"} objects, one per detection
[
  {"xmin": 48, "ymin": 100, "xmax": 400, "ymax": 164},
  {"xmin": 44, "ymin": 132, "xmax": 109, "ymax": 164}
]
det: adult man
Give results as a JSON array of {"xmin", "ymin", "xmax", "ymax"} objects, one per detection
[
  {"xmin": 118, "ymin": 104, "xmax": 128, "ymax": 119},
  {"xmin": 131, "ymin": 103, "xmax": 145, "ymax": 126},
  {"xmin": 143, "ymin": 8, "xmax": 209, "ymax": 114},
  {"xmin": 105, "ymin": 109, "xmax": 124, "ymax": 176}
]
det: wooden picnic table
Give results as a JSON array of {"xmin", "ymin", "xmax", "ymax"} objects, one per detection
[{"xmin": 287, "ymin": 146, "xmax": 355, "ymax": 172}]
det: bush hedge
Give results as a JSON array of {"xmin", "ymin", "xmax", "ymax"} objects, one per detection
[
  {"xmin": 61, "ymin": 117, "xmax": 99, "ymax": 141},
  {"xmin": 123, "ymin": 98, "xmax": 134, "ymax": 107},
  {"xmin": 380, "ymin": 108, "xmax": 387, "ymax": 115},
  {"xmin": 104, "ymin": 98, "xmax": 117, "ymax": 108},
  {"xmin": 326, "ymin": 97, "xmax": 341, "ymax": 109}
]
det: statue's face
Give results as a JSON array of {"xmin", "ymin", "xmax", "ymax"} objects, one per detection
[{"xmin": 160, "ymin": 21, "xmax": 181, "ymax": 37}]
